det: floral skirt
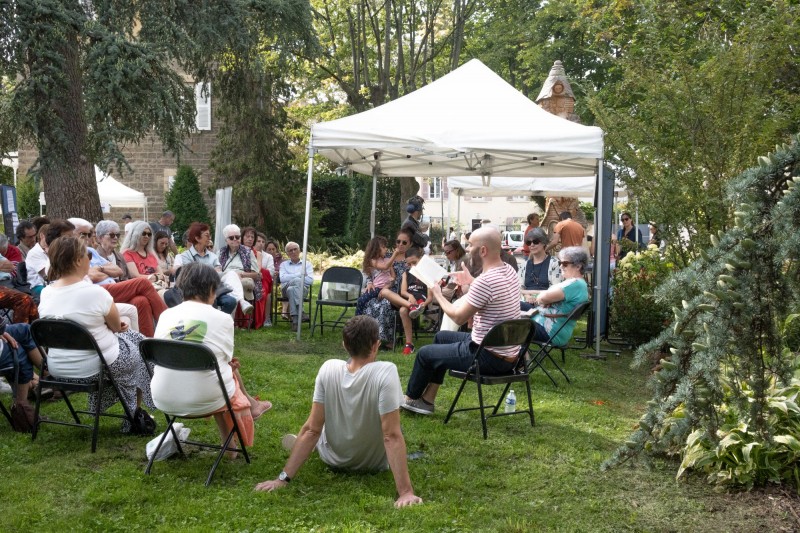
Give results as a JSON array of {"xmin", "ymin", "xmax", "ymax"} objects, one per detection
[{"xmin": 56, "ymin": 330, "xmax": 154, "ymax": 432}]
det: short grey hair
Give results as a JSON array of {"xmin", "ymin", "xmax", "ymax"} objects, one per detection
[
  {"xmin": 285, "ymin": 241, "xmax": 300, "ymax": 252},
  {"xmin": 559, "ymin": 246, "xmax": 590, "ymax": 274},
  {"xmin": 222, "ymin": 224, "xmax": 240, "ymax": 238},
  {"xmin": 95, "ymin": 220, "xmax": 120, "ymax": 238},
  {"xmin": 0, "ymin": 234, "xmax": 7, "ymax": 249},
  {"xmin": 525, "ymin": 227, "xmax": 548, "ymax": 246},
  {"xmin": 176, "ymin": 262, "xmax": 219, "ymax": 302}
]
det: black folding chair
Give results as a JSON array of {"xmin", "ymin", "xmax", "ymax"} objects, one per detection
[
  {"xmin": 272, "ymin": 283, "xmax": 312, "ymax": 326},
  {"xmin": 527, "ymin": 301, "xmax": 591, "ymax": 386},
  {"xmin": 444, "ymin": 319, "xmax": 537, "ymax": 439},
  {"xmin": 140, "ymin": 339, "xmax": 251, "ymax": 486},
  {"xmin": 30, "ymin": 318, "xmax": 135, "ymax": 452},
  {"xmin": 310, "ymin": 267, "xmax": 363, "ymax": 337},
  {"xmin": 0, "ymin": 359, "xmax": 17, "ymax": 428}
]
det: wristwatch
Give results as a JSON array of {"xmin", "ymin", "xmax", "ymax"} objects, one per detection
[{"xmin": 278, "ymin": 471, "xmax": 291, "ymax": 483}]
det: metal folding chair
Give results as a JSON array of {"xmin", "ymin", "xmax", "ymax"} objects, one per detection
[
  {"xmin": 311, "ymin": 267, "xmax": 363, "ymax": 336},
  {"xmin": 527, "ymin": 301, "xmax": 591, "ymax": 386},
  {"xmin": 444, "ymin": 319, "xmax": 537, "ymax": 439},
  {"xmin": 30, "ymin": 318, "xmax": 135, "ymax": 452},
  {"xmin": 140, "ymin": 338, "xmax": 251, "ymax": 486}
]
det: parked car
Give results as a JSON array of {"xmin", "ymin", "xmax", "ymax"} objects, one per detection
[{"xmin": 501, "ymin": 230, "xmax": 524, "ymax": 253}]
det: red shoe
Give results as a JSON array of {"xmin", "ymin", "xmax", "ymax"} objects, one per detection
[
  {"xmin": 402, "ymin": 343, "xmax": 415, "ymax": 355},
  {"xmin": 409, "ymin": 304, "xmax": 424, "ymax": 319}
]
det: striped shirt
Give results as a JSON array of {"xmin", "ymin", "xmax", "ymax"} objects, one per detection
[{"xmin": 466, "ymin": 263, "xmax": 522, "ymax": 358}]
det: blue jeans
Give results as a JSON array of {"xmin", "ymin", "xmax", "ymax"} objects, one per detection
[
  {"xmin": 216, "ymin": 294, "xmax": 237, "ymax": 314},
  {"xmin": 0, "ymin": 323, "xmax": 37, "ymax": 385},
  {"xmin": 405, "ymin": 331, "xmax": 516, "ymax": 399}
]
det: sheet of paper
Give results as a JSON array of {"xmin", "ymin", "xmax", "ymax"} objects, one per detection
[{"xmin": 409, "ymin": 254, "xmax": 450, "ymax": 288}]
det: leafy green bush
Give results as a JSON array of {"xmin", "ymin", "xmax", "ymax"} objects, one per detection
[
  {"xmin": 165, "ymin": 165, "xmax": 210, "ymax": 237},
  {"xmin": 610, "ymin": 245, "xmax": 674, "ymax": 346},
  {"xmin": 676, "ymin": 373, "xmax": 800, "ymax": 490}
]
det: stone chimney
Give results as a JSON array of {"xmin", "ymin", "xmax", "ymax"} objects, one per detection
[
  {"xmin": 535, "ymin": 60, "xmax": 579, "ymax": 123},
  {"xmin": 536, "ymin": 61, "xmax": 587, "ymax": 237}
]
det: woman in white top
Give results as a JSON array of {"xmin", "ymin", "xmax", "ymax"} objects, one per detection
[
  {"xmin": 37, "ymin": 236, "xmax": 154, "ymax": 431},
  {"xmin": 152, "ymin": 262, "xmax": 272, "ymax": 448}
]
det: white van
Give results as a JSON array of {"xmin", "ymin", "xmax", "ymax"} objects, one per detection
[{"xmin": 501, "ymin": 230, "xmax": 524, "ymax": 253}]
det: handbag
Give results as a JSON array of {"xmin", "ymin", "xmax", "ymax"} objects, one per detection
[
  {"xmin": 129, "ymin": 407, "xmax": 157, "ymax": 435},
  {"xmin": 10, "ymin": 402, "xmax": 35, "ymax": 433}
]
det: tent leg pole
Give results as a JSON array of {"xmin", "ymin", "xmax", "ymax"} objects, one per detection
[
  {"xmin": 370, "ymin": 167, "xmax": 377, "ymax": 238},
  {"xmin": 298, "ymin": 144, "xmax": 315, "ymax": 340}
]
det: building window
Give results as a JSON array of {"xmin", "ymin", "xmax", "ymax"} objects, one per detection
[
  {"xmin": 511, "ymin": 195, "xmax": 528, "ymax": 201},
  {"xmin": 195, "ymin": 82, "xmax": 211, "ymax": 131},
  {"xmin": 429, "ymin": 177, "xmax": 442, "ymax": 199},
  {"xmin": 471, "ymin": 196, "xmax": 486, "ymax": 202}
]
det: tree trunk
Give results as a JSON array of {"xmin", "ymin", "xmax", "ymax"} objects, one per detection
[
  {"xmin": 398, "ymin": 176, "xmax": 419, "ymax": 224},
  {"xmin": 36, "ymin": 17, "xmax": 101, "ymax": 221}
]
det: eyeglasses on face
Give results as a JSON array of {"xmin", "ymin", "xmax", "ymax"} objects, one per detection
[
  {"xmin": 444, "ymin": 248, "xmax": 454, "ymax": 255},
  {"xmin": 105, "ymin": 233, "xmax": 120, "ymax": 239},
  {"xmin": 141, "ymin": 231, "xmax": 152, "ymax": 237},
  {"xmin": 559, "ymin": 261, "xmax": 573, "ymax": 267},
  {"xmin": 396, "ymin": 239, "xmax": 409, "ymax": 245},
  {"xmin": 227, "ymin": 235, "xmax": 241, "ymax": 241},
  {"xmin": 621, "ymin": 217, "xmax": 630, "ymax": 222},
  {"xmin": 525, "ymin": 239, "xmax": 541, "ymax": 246}
]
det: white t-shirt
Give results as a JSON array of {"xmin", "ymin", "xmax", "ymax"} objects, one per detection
[
  {"xmin": 261, "ymin": 252, "xmax": 275, "ymax": 278},
  {"xmin": 26, "ymin": 243, "xmax": 49, "ymax": 288},
  {"xmin": 38, "ymin": 281, "xmax": 119, "ymax": 377},
  {"xmin": 313, "ymin": 359, "xmax": 403, "ymax": 472},
  {"xmin": 151, "ymin": 301, "xmax": 235, "ymax": 416}
]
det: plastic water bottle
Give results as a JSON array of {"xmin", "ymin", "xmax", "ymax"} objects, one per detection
[{"xmin": 504, "ymin": 390, "xmax": 517, "ymax": 413}]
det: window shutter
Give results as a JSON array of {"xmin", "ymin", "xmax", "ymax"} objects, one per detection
[
  {"xmin": 195, "ymin": 82, "xmax": 211, "ymax": 131},
  {"xmin": 422, "ymin": 179, "xmax": 429, "ymax": 199},
  {"xmin": 443, "ymin": 180, "xmax": 449, "ymax": 200}
]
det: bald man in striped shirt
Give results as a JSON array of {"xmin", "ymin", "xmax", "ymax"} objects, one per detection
[{"xmin": 401, "ymin": 226, "xmax": 521, "ymax": 415}]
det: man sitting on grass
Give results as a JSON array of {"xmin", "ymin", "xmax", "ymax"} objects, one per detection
[{"xmin": 254, "ymin": 315, "xmax": 422, "ymax": 508}]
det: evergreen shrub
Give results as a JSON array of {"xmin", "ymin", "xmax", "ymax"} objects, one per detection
[
  {"xmin": 165, "ymin": 165, "xmax": 210, "ymax": 237},
  {"xmin": 610, "ymin": 246, "xmax": 674, "ymax": 346}
]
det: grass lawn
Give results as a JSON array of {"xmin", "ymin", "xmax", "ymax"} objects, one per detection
[{"xmin": 1, "ymin": 303, "xmax": 798, "ymax": 531}]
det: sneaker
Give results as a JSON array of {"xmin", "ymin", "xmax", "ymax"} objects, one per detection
[
  {"xmin": 281, "ymin": 433, "xmax": 297, "ymax": 452},
  {"xmin": 262, "ymin": 318, "xmax": 272, "ymax": 328},
  {"xmin": 401, "ymin": 397, "xmax": 434, "ymax": 415},
  {"xmin": 409, "ymin": 304, "xmax": 425, "ymax": 319},
  {"xmin": 240, "ymin": 300, "xmax": 254, "ymax": 315},
  {"xmin": 402, "ymin": 343, "xmax": 415, "ymax": 356}
]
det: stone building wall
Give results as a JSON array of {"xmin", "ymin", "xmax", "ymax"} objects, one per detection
[{"xmin": 17, "ymin": 99, "xmax": 219, "ymax": 224}]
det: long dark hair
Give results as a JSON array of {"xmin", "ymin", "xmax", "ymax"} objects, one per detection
[{"xmin": 363, "ymin": 236, "xmax": 388, "ymax": 274}]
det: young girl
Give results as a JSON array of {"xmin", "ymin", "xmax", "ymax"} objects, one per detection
[
  {"xmin": 398, "ymin": 247, "xmax": 435, "ymax": 355},
  {"xmin": 355, "ymin": 236, "xmax": 404, "ymax": 315}
]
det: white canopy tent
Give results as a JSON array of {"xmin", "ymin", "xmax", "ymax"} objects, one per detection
[
  {"xmin": 39, "ymin": 165, "xmax": 148, "ymax": 219},
  {"xmin": 447, "ymin": 175, "xmax": 627, "ymax": 199},
  {"xmin": 302, "ymin": 59, "xmax": 611, "ymax": 357}
]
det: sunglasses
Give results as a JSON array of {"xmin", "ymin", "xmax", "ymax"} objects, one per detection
[
  {"xmin": 559, "ymin": 261, "xmax": 573, "ymax": 267},
  {"xmin": 227, "ymin": 235, "xmax": 241, "ymax": 241},
  {"xmin": 106, "ymin": 232, "xmax": 121, "ymax": 239},
  {"xmin": 141, "ymin": 232, "xmax": 152, "ymax": 237},
  {"xmin": 396, "ymin": 239, "xmax": 409, "ymax": 245},
  {"xmin": 525, "ymin": 239, "xmax": 541, "ymax": 246},
  {"xmin": 621, "ymin": 217, "xmax": 630, "ymax": 222}
]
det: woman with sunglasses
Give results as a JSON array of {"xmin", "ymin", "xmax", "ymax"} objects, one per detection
[
  {"xmin": 94, "ymin": 220, "xmax": 131, "ymax": 281},
  {"xmin": 360, "ymin": 229, "xmax": 415, "ymax": 350},
  {"xmin": 528, "ymin": 246, "xmax": 589, "ymax": 343},
  {"xmin": 121, "ymin": 221, "xmax": 166, "ymax": 284},
  {"xmin": 519, "ymin": 227, "xmax": 562, "ymax": 312},
  {"xmin": 615, "ymin": 211, "xmax": 643, "ymax": 259}
]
